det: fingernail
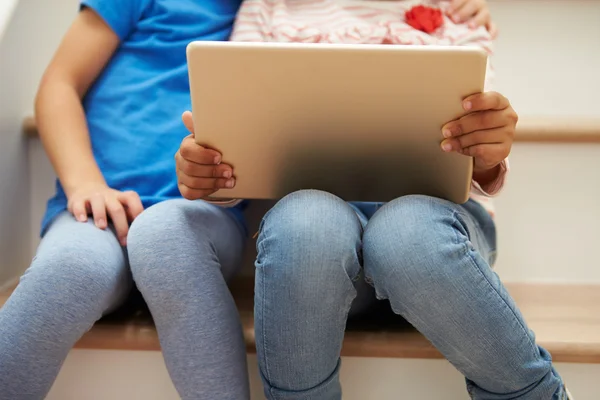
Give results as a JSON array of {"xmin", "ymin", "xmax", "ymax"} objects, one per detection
[
  {"xmin": 77, "ymin": 214, "xmax": 86, "ymax": 222},
  {"xmin": 120, "ymin": 238, "xmax": 127, "ymax": 246},
  {"xmin": 441, "ymin": 142, "xmax": 453, "ymax": 152},
  {"xmin": 225, "ymin": 179, "xmax": 235, "ymax": 188},
  {"xmin": 214, "ymin": 156, "xmax": 221, "ymax": 165},
  {"xmin": 442, "ymin": 129, "xmax": 452, "ymax": 138},
  {"xmin": 222, "ymin": 170, "xmax": 232, "ymax": 178},
  {"xmin": 452, "ymin": 14, "xmax": 460, "ymax": 22},
  {"xmin": 463, "ymin": 101, "xmax": 472, "ymax": 110},
  {"xmin": 96, "ymin": 218, "xmax": 105, "ymax": 227},
  {"xmin": 468, "ymin": 22, "xmax": 476, "ymax": 29}
]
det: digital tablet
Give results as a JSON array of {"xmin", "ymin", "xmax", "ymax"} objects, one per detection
[{"xmin": 186, "ymin": 41, "xmax": 487, "ymax": 203}]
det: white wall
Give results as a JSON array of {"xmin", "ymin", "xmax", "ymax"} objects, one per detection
[
  {"xmin": 490, "ymin": 0, "xmax": 600, "ymax": 117},
  {"xmin": 0, "ymin": 0, "xmax": 79, "ymax": 276},
  {"xmin": 494, "ymin": 144, "xmax": 600, "ymax": 283},
  {"xmin": 9, "ymin": 0, "xmax": 600, "ymax": 117},
  {"xmin": 5, "ymin": 0, "xmax": 78, "ymax": 114},
  {"xmin": 0, "ymin": 0, "xmax": 18, "ymax": 40},
  {"xmin": 488, "ymin": 1, "xmax": 600, "ymax": 283},
  {"xmin": 0, "ymin": 0, "xmax": 33, "ymax": 288},
  {"xmin": 47, "ymin": 351, "xmax": 600, "ymax": 400}
]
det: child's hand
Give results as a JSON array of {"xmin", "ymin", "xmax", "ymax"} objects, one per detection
[
  {"xmin": 447, "ymin": 0, "xmax": 498, "ymax": 38},
  {"xmin": 175, "ymin": 111, "xmax": 235, "ymax": 200},
  {"xmin": 440, "ymin": 92, "xmax": 517, "ymax": 181},
  {"xmin": 67, "ymin": 183, "xmax": 143, "ymax": 246}
]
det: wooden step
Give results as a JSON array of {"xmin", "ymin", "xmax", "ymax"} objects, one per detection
[
  {"xmin": 2, "ymin": 280, "xmax": 599, "ymax": 363},
  {"xmin": 22, "ymin": 116, "xmax": 600, "ymax": 143}
]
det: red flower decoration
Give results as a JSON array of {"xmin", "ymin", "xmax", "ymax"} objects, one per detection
[{"xmin": 405, "ymin": 5, "xmax": 444, "ymax": 34}]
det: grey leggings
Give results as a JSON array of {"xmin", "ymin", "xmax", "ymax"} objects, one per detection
[{"xmin": 0, "ymin": 199, "xmax": 250, "ymax": 399}]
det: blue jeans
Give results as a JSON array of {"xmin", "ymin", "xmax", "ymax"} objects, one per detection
[
  {"xmin": 255, "ymin": 190, "xmax": 566, "ymax": 400},
  {"xmin": 0, "ymin": 200, "xmax": 250, "ymax": 399}
]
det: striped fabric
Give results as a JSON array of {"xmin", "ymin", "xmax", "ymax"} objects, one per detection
[{"xmin": 230, "ymin": 0, "xmax": 509, "ymax": 215}]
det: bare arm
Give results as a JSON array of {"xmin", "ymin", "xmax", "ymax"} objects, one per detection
[
  {"xmin": 35, "ymin": 7, "xmax": 119, "ymax": 197},
  {"xmin": 35, "ymin": 7, "xmax": 143, "ymax": 245}
]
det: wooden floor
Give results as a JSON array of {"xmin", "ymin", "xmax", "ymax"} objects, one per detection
[{"xmin": 1, "ymin": 280, "xmax": 599, "ymax": 363}]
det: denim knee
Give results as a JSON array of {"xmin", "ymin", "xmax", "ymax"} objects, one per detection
[
  {"xmin": 256, "ymin": 190, "xmax": 363, "ymax": 295},
  {"xmin": 363, "ymin": 195, "xmax": 471, "ymax": 303}
]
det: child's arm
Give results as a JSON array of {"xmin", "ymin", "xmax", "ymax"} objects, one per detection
[
  {"xmin": 448, "ymin": 0, "xmax": 497, "ymax": 38},
  {"xmin": 35, "ymin": 7, "xmax": 143, "ymax": 245},
  {"xmin": 440, "ymin": 92, "xmax": 516, "ymax": 192}
]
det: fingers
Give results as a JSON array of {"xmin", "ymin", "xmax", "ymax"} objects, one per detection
[
  {"xmin": 440, "ymin": 91, "xmax": 517, "ymax": 171},
  {"xmin": 177, "ymin": 165, "xmax": 236, "ymax": 200},
  {"xmin": 68, "ymin": 187, "xmax": 144, "ymax": 246},
  {"xmin": 69, "ymin": 199, "xmax": 88, "ymax": 222},
  {"xmin": 468, "ymin": 8, "xmax": 491, "ymax": 29},
  {"xmin": 462, "ymin": 91, "xmax": 512, "ymax": 113},
  {"xmin": 448, "ymin": 0, "xmax": 469, "ymax": 17},
  {"xmin": 441, "ymin": 126, "xmax": 506, "ymax": 152},
  {"xmin": 89, "ymin": 194, "xmax": 108, "ymax": 229},
  {"xmin": 442, "ymin": 109, "xmax": 511, "ymax": 139},
  {"xmin": 119, "ymin": 191, "xmax": 144, "ymax": 222},
  {"xmin": 177, "ymin": 170, "xmax": 235, "ymax": 191},
  {"xmin": 105, "ymin": 197, "xmax": 129, "ymax": 245},
  {"xmin": 178, "ymin": 159, "xmax": 233, "ymax": 179},
  {"xmin": 449, "ymin": 0, "xmax": 496, "ymax": 33},
  {"xmin": 441, "ymin": 130, "xmax": 511, "ymax": 171},
  {"xmin": 176, "ymin": 133, "xmax": 235, "ymax": 201},
  {"xmin": 178, "ymin": 137, "xmax": 222, "ymax": 165},
  {"xmin": 178, "ymin": 183, "xmax": 226, "ymax": 201},
  {"xmin": 451, "ymin": 0, "xmax": 481, "ymax": 23},
  {"xmin": 182, "ymin": 111, "xmax": 195, "ymax": 136},
  {"xmin": 461, "ymin": 143, "xmax": 510, "ymax": 170},
  {"xmin": 176, "ymin": 117, "xmax": 234, "ymax": 201}
]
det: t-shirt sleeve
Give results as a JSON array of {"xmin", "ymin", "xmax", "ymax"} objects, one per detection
[{"xmin": 80, "ymin": 0, "xmax": 146, "ymax": 41}]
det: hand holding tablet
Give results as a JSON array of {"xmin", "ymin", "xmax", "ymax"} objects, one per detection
[
  {"xmin": 175, "ymin": 111, "xmax": 236, "ymax": 200},
  {"xmin": 184, "ymin": 41, "xmax": 489, "ymax": 203}
]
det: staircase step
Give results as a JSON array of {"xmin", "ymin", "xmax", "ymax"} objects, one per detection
[
  {"xmin": 21, "ymin": 116, "xmax": 600, "ymax": 143},
  {"xmin": 15, "ymin": 118, "xmax": 600, "ymax": 362},
  {"xmin": 2, "ymin": 280, "xmax": 599, "ymax": 363},
  {"xmin": 515, "ymin": 117, "xmax": 600, "ymax": 143}
]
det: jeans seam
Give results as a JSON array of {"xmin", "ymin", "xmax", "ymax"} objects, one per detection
[
  {"xmin": 454, "ymin": 208, "xmax": 496, "ymax": 266},
  {"xmin": 255, "ymin": 219, "xmax": 274, "ymax": 396},
  {"xmin": 261, "ymin": 265, "xmax": 276, "ymax": 398},
  {"xmin": 452, "ymin": 210, "xmax": 538, "ymax": 352}
]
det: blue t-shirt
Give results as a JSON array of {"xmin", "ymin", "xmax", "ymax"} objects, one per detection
[{"xmin": 41, "ymin": 0, "xmax": 246, "ymax": 235}]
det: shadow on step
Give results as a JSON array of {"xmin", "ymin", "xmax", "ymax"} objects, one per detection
[
  {"xmin": 4, "ymin": 278, "xmax": 598, "ymax": 361},
  {"xmin": 96, "ymin": 278, "xmax": 417, "ymax": 339}
]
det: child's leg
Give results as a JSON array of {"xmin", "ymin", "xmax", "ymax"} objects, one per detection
[
  {"xmin": 0, "ymin": 212, "xmax": 132, "ymax": 399},
  {"xmin": 254, "ymin": 190, "xmax": 373, "ymax": 400},
  {"xmin": 363, "ymin": 195, "xmax": 567, "ymax": 400},
  {"xmin": 127, "ymin": 199, "xmax": 250, "ymax": 400}
]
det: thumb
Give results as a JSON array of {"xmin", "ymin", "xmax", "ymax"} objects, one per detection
[{"xmin": 182, "ymin": 111, "xmax": 195, "ymax": 136}]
